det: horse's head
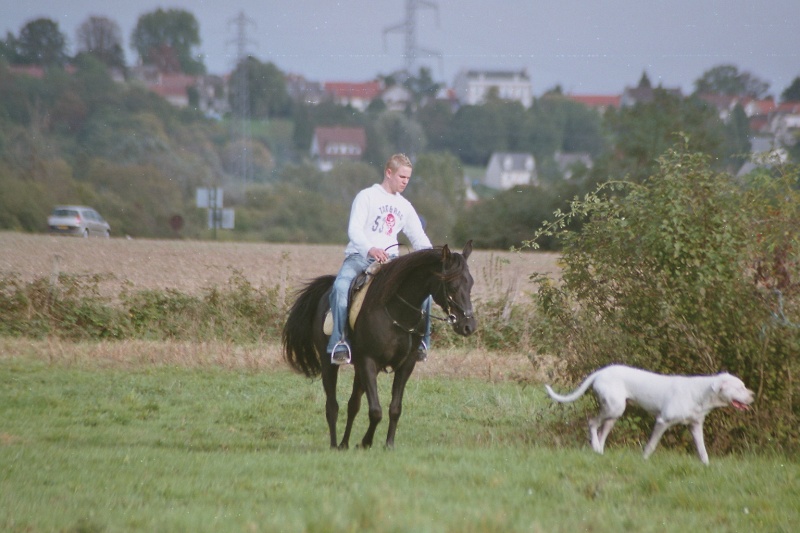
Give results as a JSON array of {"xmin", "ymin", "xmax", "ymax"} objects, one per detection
[{"xmin": 435, "ymin": 241, "xmax": 477, "ymax": 337}]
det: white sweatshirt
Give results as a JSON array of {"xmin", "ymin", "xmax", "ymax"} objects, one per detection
[{"xmin": 345, "ymin": 184, "xmax": 432, "ymax": 257}]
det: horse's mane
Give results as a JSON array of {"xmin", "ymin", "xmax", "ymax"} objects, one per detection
[{"xmin": 366, "ymin": 246, "xmax": 468, "ymax": 306}]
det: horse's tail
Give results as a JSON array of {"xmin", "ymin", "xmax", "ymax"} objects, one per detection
[{"xmin": 282, "ymin": 275, "xmax": 334, "ymax": 377}]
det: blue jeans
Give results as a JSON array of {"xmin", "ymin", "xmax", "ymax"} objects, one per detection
[{"xmin": 327, "ymin": 253, "xmax": 431, "ymax": 353}]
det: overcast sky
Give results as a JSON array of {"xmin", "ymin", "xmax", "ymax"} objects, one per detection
[{"xmin": 4, "ymin": 0, "xmax": 799, "ymax": 97}]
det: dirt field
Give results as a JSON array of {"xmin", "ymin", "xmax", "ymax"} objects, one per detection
[
  {"xmin": 0, "ymin": 232, "xmax": 562, "ymax": 381},
  {"xmin": 0, "ymin": 232, "xmax": 560, "ymax": 302}
]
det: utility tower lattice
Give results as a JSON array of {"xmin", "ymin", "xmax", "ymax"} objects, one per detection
[
  {"xmin": 228, "ymin": 11, "xmax": 256, "ymax": 187},
  {"xmin": 383, "ymin": 0, "xmax": 442, "ymax": 74}
]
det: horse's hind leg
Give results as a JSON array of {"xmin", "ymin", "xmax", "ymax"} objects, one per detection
[
  {"xmin": 321, "ymin": 365, "xmax": 340, "ymax": 449},
  {"xmin": 339, "ymin": 373, "xmax": 364, "ymax": 450}
]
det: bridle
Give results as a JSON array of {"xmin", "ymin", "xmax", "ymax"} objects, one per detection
[{"xmin": 387, "ymin": 259, "xmax": 471, "ymax": 332}]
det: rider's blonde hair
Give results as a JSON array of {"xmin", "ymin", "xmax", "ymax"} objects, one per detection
[{"xmin": 385, "ymin": 153, "xmax": 412, "ymax": 173}]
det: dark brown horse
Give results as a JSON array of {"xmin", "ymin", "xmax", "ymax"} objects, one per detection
[{"xmin": 282, "ymin": 242, "xmax": 477, "ymax": 449}]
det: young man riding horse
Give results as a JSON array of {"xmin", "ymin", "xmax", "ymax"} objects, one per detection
[{"xmin": 327, "ymin": 153, "xmax": 433, "ymax": 365}]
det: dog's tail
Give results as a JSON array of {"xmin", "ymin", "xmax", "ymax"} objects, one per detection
[{"xmin": 544, "ymin": 371, "xmax": 599, "ymax": 403}]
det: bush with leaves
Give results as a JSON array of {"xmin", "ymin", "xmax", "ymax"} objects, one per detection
[{"xmin": 524, "ymin": 140, "xmax": 800, "ymax": 455}]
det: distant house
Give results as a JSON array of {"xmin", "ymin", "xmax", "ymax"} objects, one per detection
[
  {"xmin": 770, "ymin": 102, "xmax": 800, "ymax": 146},
  {"xmin": 620, "ymin": 73, "xmax": 682, "ymax": 107},
  {"xmin": 696, "ymin": 94, "xmax": 789, "ymax": 135},
  {"xmin": 564, "ymin": 94, "xmax": 621, "ymax": 114},
  {"xmin": 129, "ymin": 65, "xmax": 194, "ymax": 107},
  {"xmin": 697, "ymin": 93, "xmax": 740, "ymax": 122},
  {"xmin": 741, "ymin": 97, "xmax": 778, "ymax": 134},
  {"xmin": 380, "ymin": 85, "xmax": 413, "ymax": 112},
  {"xmin": 285, "ymin": 73, "xmax": 327, "ymax": 105},
  {"xmin": 310, "ymin": 126, "xmax": 367, "ymax": 171},
  {"xmin": 128, "ymin": 66, "xmax": 228, "ymax": 116},
  {"xmin": 484, "ymin": 152, "xmax": 537, "ymax": 190},
  {"xmin": 453, "ymin": 69, "xmax": 533, "ymax": 108},
  {"xmin": 323, "ymin": 81, "xmax": 383, "ymax": 112},
  {"xmin": 554, "ymin": 151, "xmax": 593, "ymax": 180},
  {"xmin": 7, "ymin": 64, "xmax": 78, "ymax": 78},
  {"xmin": 736, "ymin": 137, "xmax": 788, "ymax": 177}
]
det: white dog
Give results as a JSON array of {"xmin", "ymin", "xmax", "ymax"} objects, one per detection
[{"xmin": 545, "ymin": 365, "xmax": 754, "ymax": 464}]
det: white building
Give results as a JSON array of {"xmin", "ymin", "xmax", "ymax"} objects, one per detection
[
  {"xmin": 453, "ymin": 69, "xmax": 533, "ymax": 108},
  {"xmin": 484, "ymin": 152, "xmax": 537, "ymax": 190}
]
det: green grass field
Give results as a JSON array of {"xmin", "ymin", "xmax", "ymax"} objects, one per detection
[{"xmin": 2, "ymin": 348, "xmax": 797, "ymax": 533}]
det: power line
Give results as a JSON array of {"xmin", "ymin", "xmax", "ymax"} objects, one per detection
[
  {"xmin": 383, "ymin": 0, "xmax": 442, "ymax": 75},
  {"xmin": 228, "ymin": 11, "xmax": 256, "ymax": 187}
]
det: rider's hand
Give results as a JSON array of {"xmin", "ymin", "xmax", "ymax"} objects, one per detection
[{"xmin": 368, "ymin": 247, "xmax": 389, "ymax": 263}]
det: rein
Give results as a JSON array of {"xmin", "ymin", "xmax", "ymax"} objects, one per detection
[{"xmin": 385, "ymin": 259, "xmax": 471, "ymax": 332}]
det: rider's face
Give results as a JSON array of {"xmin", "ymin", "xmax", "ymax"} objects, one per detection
[{"xmin": 383, "ymin": 165, "xmax": 412, "ymax": 195}]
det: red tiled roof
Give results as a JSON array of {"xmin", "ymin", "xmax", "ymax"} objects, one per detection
[
  {"xmin": 148, "ymin": 73, "xmax": 197, "ymax": 97},
  {"xmin": 8, "ymin": 64, "xmax": 77, "ymax": 78},
  {"xmin": 742, "ymin": 98, "xmax": 776, "ymax": 115},
  {"xmin": 315, "ymin": 126, "xmax": 366, "ymax": 144},
  {"xmin": 775, "ymin": 102, "xmax": 800, "ymax": 114},
  {"xmin": 313, "ymin": 126, "xmax": 367, "ymax": 160},
  {"xmin": 565, "ymin": 94, "xmax": 621, "ymax": 109},
  {"xmin": 324, "ymin": 81, "xmax": 383, "ymax": 100}
]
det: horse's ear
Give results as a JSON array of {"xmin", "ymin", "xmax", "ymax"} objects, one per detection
[
  {"xmin": 441, "ymin": 244, "xmax": 452, "ymax": 262},
  {"xmin": 462, "ymin": 240, "xmax": 473, "ymax": 260}
]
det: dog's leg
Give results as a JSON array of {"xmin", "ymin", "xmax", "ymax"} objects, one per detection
[
  {"xmin": 597, "ymin": 418, "xmax": 617, "ymax": 452},
  {"xmin": 689, "ymin": 419, "xmax": 710, "ymax": 465},
  {"xmin": 588, "ymin": 416, "xmax": 603, "ymax": 453},
  {"xmin": 643, "ymin": 418, "xmax": 671, "ymax": 460},
  {"xmin": 591, "ymin": 395, "xmax": 625, "ymax": 454}
]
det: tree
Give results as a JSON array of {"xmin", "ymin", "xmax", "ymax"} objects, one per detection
[
  {"xmin": 228, "ymin": 57, "xmax": 291, "ymax": 119},
  {"xmin": 75, "ymin": 16, "xmax": 125, "ymax": 70},
  {"xmin": 723, "ymin": 104, "xmax": 752, "ymax": 171},
  {"xmin": 417, "ymin": 100, "xmax": 453, "ymax": 152},
  {"xmin": 533, "ymin": 95, "xmax": 606, "ymax": 157},
  {"xmin": 452, "ymin": 180, "xmax": 578, "ymax": 250},
  {"xmin": 16, "ymin": 18, "xmax": 68, "ymax": 67},
  {"xmin": 693, "ymin": 64, "xmax": 769, "ymax": 99},
  {"xmin": 403, "ymin": 66, "xmax": 441, "ymax": 110},
  {"xmin": 0, "ymin": 32, "xmax": 22, "ymax": 63},
  {"xmin": 403, "ymin": 152, "xmax": 465, "ymax": 244},
  {"xmin": 371, "ymin": 111, "xmax": 427, "ymax": 160},
  {"xmin": 780, "ymin": 76, "xmax": 800, "ymax": 103},
  {"xmin": 131, "ymin": 9, "xmax": 205, "ymax": 74},
  {"xmin": 604, "ymin": 91, "xmax": 727, "ymax": 182},
  {"xmin": 448, "ymin": 104, "xmax": 507, "ymax": 165}
]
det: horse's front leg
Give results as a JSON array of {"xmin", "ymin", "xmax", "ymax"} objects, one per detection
[
  {"xmin": 321, "ymin": 363, "xmax": 340, "ymax": 449},
  {"xmin": 385, "ymin": 358, "xmax": 416, "ymax": 449},
  {"xmin": 339, "ymin": 372, "xmax": 364, "ymax": 450},
  {"xmin": 359, "ymin": 358, "xmax": 382, "ymax": 449}
]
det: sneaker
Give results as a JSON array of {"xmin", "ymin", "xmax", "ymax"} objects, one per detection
[
  {"xmin": 331, "ymin": 341, "xmax": 351, "ymax": 365},
  {"xmin": 416, "ymin": 340, "xmax": 428, "ymax": 362}
]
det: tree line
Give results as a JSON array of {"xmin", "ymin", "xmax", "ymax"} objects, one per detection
[{"xmin": 1, "ymin": 10, "xmax": 799, "ymax": 248}]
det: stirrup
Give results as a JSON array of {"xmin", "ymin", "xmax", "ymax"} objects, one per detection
[
  {"xmin": 416, "ymin": 340, "xmax": 428, "ymax": 362},
  {"xmin": 330, "ymin": 341, "xmax": 352, "ymax": 365}
]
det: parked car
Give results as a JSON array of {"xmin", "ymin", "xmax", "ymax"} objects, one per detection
[{"xmin": 47, "ymin": 206, "xmax": 111, "ymax": 238}]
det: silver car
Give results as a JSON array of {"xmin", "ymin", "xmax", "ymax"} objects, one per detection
[{"xmin": 48, "ymin": 205, "xmax": 111, "ymax": 238}]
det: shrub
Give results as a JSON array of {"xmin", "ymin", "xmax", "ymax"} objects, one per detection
[{"xmin": 524, "ymin": 140, "xmax": 800, "ymax": 455}]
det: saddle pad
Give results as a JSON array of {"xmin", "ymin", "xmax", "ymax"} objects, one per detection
[{"xmin": 323, "ymin": 275, "xmax": 375, "ymax": 335}]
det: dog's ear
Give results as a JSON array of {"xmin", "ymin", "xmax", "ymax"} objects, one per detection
[{"xmin": 712, "ymin": 372, "xmax": 734, "ymax": 393}]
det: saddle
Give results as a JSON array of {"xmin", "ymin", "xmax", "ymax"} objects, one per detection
[{"xmin": 323, "ymin": 261, "xmax": 382, "ymax": 335}]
